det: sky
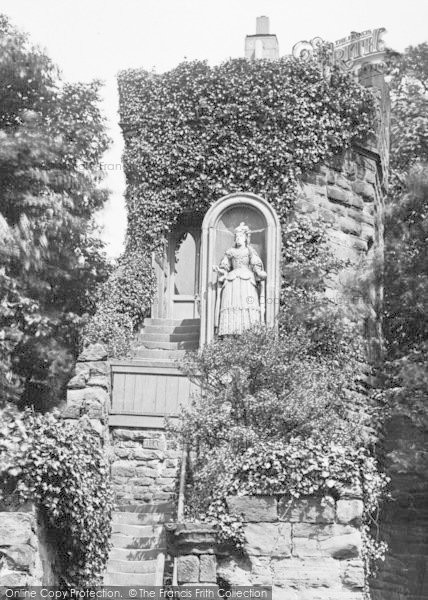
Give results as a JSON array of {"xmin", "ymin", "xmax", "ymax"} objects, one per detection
[{"xmin": 1, "ymin": 0, "xmax": 427, "ymax": 256}]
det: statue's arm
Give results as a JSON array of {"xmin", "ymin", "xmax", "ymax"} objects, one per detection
[
  {"xmin": 213, "ymin": 251, "xmax": 231, "ymax": 282},
  {"xmin": 249, "ymin": 248, "xmax": 267, "ymax": 280}
]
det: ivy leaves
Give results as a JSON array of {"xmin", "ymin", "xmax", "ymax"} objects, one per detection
[
  {"xmin": 118, "ymin": 57, "xmax": 376, "ymax": 249},
  {"xmin": 0, "ymin": 409, "xmax": 113, "ymax": 586}
]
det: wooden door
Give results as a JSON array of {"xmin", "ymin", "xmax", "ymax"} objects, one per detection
[{"xmin": 169, "ymin": 229, "xmax": 201, "ymax": 320}]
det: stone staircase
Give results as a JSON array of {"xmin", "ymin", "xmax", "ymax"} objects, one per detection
[
  {"xmin": 104, "ymin": 502, "xmax": 174, "ymax": 585},
  {"xmin": 133, "ymin": 318, "xmax": 200, "ymax": 357}
]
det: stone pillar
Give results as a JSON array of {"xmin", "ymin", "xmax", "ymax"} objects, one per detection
[
  {"xmin": 63, "ymin": 343, "xmax": 110, "ymax": 439},
  {"xmin": 167, "ymin": 523, "xmax": 218, "ymax": 586}
]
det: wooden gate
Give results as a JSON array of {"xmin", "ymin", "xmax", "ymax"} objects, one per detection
[{"xmin": 109, "ymin": 360, "xmax": 196, "ymax": 428}]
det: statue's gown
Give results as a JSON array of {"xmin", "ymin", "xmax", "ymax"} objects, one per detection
[{"xmin": 217, "ymin": 246, "xmax": 263, "ymax": 335}]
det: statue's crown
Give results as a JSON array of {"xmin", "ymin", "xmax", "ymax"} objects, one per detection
[{"xmin": 234, "ymin": 222, "xmax": 250, "ymax": 235}]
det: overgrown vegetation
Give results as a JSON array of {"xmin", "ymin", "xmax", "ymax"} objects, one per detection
[
  {"xmin": 0, "ymin": 408, "xmax": 113, "ymax": 586},
  {"xmin": 118, "ymin": 56, "xmax": 376, "ymax": 250},
  {"xmin": 88, "ymin": 54, "xmax": 376, "ymax": 353},
  {"xmin": 0, "ymin": 15, "xmax": 111, "ymax": 409},
  {"xmin": 83, "ymin": 249, "xmax": 155, "ymax": 356},
  {"xmin": 177, "ymin": 220, "xmax": 387, "ymax": 581},
  {"xmin": 382, "ymin": 44, "xmax": 428, "ymax": 428}
]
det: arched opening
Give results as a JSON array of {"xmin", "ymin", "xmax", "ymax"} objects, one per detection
[{"xmin": 199, "ymin": 193, "xmax": 281, "ymax": 345}]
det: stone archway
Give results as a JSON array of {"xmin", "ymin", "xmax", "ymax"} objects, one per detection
[{"xmin": 199, "ymin": 192, "xmax": 281, "ymax": 346}]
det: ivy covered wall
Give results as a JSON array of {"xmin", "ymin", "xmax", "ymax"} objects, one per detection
[{"xmin": 117, "ymin": 57, "xmax": 377, "ymax": 253}]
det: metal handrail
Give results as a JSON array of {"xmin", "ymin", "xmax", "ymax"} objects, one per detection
[{"xmin": 172, "ymin": 442, "xmax": 188, "ymax": 586}]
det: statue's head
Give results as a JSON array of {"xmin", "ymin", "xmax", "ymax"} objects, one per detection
[{"xmin": 234, "ymin": 222, "xmax": 250, "ymax": 247}]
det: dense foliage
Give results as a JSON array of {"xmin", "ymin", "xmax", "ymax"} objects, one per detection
[
  {"xmin": 89, "ymin": 54, "xmax": 376, "ymax": 356},
  {"xmin": 387, "ymin": 43, "xmax": 428, "ymax": 194},
  {"xmin": 0, "ymin": 15, "xmax": 111, "ymax": 408},
  {"xmin": 83, "ymin": 249, "xmax": 155, "ymax": 356},
  {"xmin": 382, "ymin": 44, "xmax": 428, "ymax": 429},
  {"xmin": 118, "ymin": 57, "xmax": 376, "ymax": 251},
  {"xmin": 0, "ymin": 408, "xmax": 113, "ymax": 586}
]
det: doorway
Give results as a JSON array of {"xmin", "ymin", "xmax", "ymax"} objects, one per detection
[{"xmin": 168, "ymin": 228, "xmax": 201, "ymax": 320}]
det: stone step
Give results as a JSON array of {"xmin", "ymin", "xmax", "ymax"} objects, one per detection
[
  {"xmin": 111, "ymin": 533, "xmax": 164, "ymax": 549},
  {"xmin": 113, "ymin": 512, "xmax": 170, "ymax": 525},
  {"xmin": 144, "ymin": 318, "xmax": 200, "ymax": 327},
  {"xmin": 104, "ymin": 572, "xmax": 158, "ymax": 586},
  {"xmin": 107, "ymin": 559, "xmax": 158, "ymax": 574},
  {"xmin": 140, "ymin": 341, "xmax": 197, "ymax": 351},
  {"xmin": 139, "ymin": 332, "xmax": 199, "ymax": 343},
  {"xmin": 142, "ymin": 325, "xmax": 200, "ymax": 335},
  {"xmin": 126, "ymin": 359, "xmax": 180, "ymax": 368},
  {"xmin": 112, "ymin": 523, "xmax": 164, "ymax": 537},
  {"xmin": 132, "ymin": 349, "xmax": 187, "ymax": 360},
  {"xmin": 115, "ymin": 502, "xmax": 175, "ymax": 514},
  {"xmin": 139, "ymin": 325, "xmax": 201, "ymax": 336},
  {"xmin": 109, "ymin": 547, "xmax": 166, "ymax": 562}
]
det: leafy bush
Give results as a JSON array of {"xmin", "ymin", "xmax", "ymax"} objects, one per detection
[
  {"xmin": 181, "ymin": 322, "xmax": 368, "ymax": 454},
  {"xmin": 0, "ymin": 408, "xmax": 114, "ymax": 586},
  {"xmin": 83, "ymin": 249, "xmax": 155, "ymax": 357},
  {"xmin": 83, "ymin": 308, "xmax": 133, "ymax": 358}
]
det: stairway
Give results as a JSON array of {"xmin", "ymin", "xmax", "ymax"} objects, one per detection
[
  {"xmin": 105, "ymin": 318, "xmax": 199, "ymax": 585},
  {"xmin": 133, "ymin": 318, "xmax": 200, "ymax": 356},
  {"xmin": 104, "ymin": 503, "xmax": 174, "ymax": 585}
]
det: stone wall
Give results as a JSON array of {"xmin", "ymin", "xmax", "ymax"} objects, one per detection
[
  {"xmin": 0, "ymin": 506, "xmax": 56, "ymax": 586},
  {"xmin": 63, "ymin": 343, "xmax": 110, "ymax": 438},
  {"xmin": 371, "ymin": 416, "xmax": 428, "ymax": 600},
  {"xmin": 169, "ymin": 494, "xmax": 365, "ymax": 600},
  {"xmin": 299, "ymin": 148, "xmax": 384, "ymax": 325},
  {"xmin": 110, "ymin": 428, "xmax": 180, "ymax": 507}
]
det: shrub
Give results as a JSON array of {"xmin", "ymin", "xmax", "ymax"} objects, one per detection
[
  {"xmin": 0, "ymin": 408, "xmax": 114, "ymax": 586},
  {"xmin": 83, "ymin": 307, "xmax": 133, "ymax": 358},
  {"xmin": 83, "ymin": 249, "xmax": 155, "ymax": 357}
]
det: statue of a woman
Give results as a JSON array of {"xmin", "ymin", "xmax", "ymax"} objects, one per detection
[{"xmin": 213, "ymin": 222, "xmax": 267, "ymax": 335}]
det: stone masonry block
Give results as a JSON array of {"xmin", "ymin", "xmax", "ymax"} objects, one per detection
[
  {"xmin": 327, "ymin": 186, "xmax": 349, "ymax": 205},
  {"xmin": 199, "ymin": 554, "xmax": 216, "ymax": 583},
  {"xmin": 78, "ymin": 344, "xmax": 108, "ymax": 362},
  {"xmin": 341, "ymin": 560, "xmax": 365, "ymax": 589},
  {"xmin": 278, "ymin": 497, "xmax": 335, "ymax": 524},
  {"xmin": 111, "ymin": 461, "xmax": 137, "ymax": 477},
  {"xmin": 0, "ymin": 544, "xmax": 34, "ymax": 571},
  {"xmin": 64, "ymin": 386, "xmax": 108, "ymax": 419},
  {"xmin": 320, "ymin": 531, "xmax": 362, "ymax": 559},
  {"xmin": 293, "ymin": 524, "xmax": 361, "ymax": 559},
  {"xmin": 0, "ymin": 513, "xmax": 33, "ymax": 546},
  {"xmin": 352, "ymin": 180, "xmax": 375, "ymax": 201},
  {"xmin": 133, "ymin": 448, "xmax": 164, "ymax": 461},
  {"xmin": 67, "ymin": 373, "xmax": 87, "ymax": 389},
  {"xmin": 75, "ymin": 361, "xmax": 108, "ymax": 377},
  {"xmin": 86, "ymin": 375, "xmax": 109, "ymax": 389},
  {"xmin": 0, "ymin": 571, "xmax": 31, "ymax": 586},
  {"xmin": 177, "ymin": 555, "xmax": 199, "ymax": 583},
  {"xmin": 336, "ymin": 499, "xmax": 364, "ymax": 526},
  {"xmin": 271, "ymin": 557, "xmax": 341, "ymax": 589},
  {"xmin": 227, "ymin": 496, "xmax": 277, "ymax": 522},
  {"xmin": 338, "ymin": 216, "xmax": 362, "ymax": 237},
  {"xmin": 244, "ymin": 522, "xmax": 291, "ymax": 557},
  {"xmin": 335, "ymin": 175, "xmax": 351, "ymax": 190}
]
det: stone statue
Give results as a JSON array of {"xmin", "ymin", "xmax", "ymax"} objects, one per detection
[{"xmin": 213, "ymin": 222, "xmax": 267, "ymax": 335}]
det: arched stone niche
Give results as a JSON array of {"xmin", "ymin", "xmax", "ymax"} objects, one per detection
[{"xmin": 200, "ymin": 192, "xmax": 281, "ymax": 346}]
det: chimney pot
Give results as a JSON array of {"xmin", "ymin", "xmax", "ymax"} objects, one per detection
[{"xmin": 256, "ymin": 16, "xmax": 270, "ymax": 35}]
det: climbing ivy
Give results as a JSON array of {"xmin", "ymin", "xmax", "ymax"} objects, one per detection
[
  {"xmin": 85, "ymin": 56, "xmax": 376, "ymax": 355},
  {"xmin": 0, "ymin": 409, "xmax": 114, "ymax": 586},
  {"xmin": 118, "ymin": 56, "xmax": 377, "ymax": 251}
]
